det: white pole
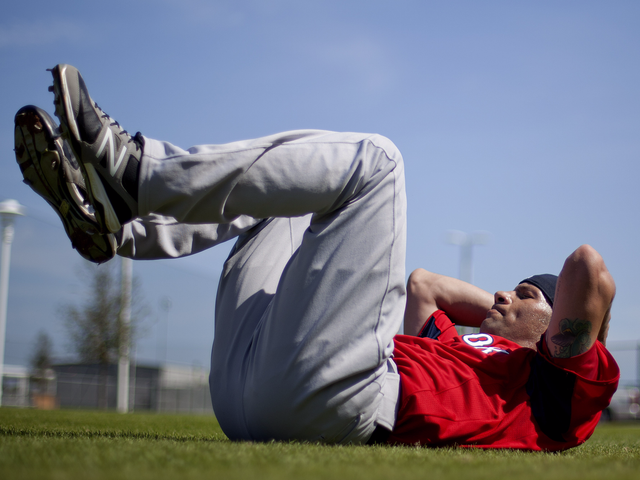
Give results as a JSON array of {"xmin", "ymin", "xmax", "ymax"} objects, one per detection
[
  {"xmin": 0, "ymin": 199, "xmax": 25, "ymax": 407},
  {"xmin": 459, "ymin": 239, "xmax": 474, "ymax": 285},
  {"xmin": 117, "ymin": 256, "xmax": 133, "ymax": 413},
  {"xmin": 446, "ymin": 230, "xmax": 489, "ymax": 335},
  {"xmin": 0, "ymin": 223, "xmax": 14, "ymax": 407},
  {"xmin": 159, "ymin": 296, "xmax": 172, "ymax": 365},
  {"xmin": 637, "ymin": 341, "xmax": 640, "ymax": 389}
]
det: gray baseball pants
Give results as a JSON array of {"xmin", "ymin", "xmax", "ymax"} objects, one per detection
[{"xmin": 118, "ymin": 130, "xmax": 405, "ymax": 443}]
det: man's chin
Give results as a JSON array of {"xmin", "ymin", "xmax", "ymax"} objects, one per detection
[{"xmin": 479, "ymin": 318, "xmax": 498, "ymax": 335}]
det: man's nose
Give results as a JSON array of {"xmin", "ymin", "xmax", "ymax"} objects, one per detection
[{"xmin": 494, "ymin": 291, "xmax": 512, "ymax": 304}]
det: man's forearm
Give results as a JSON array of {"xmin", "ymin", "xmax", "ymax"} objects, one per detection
[{"xmin": 405, "ymin": 269, "xmax": 493, "ymax": 335}]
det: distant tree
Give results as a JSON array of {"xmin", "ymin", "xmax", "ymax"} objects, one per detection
[
  {"xmin": 59, "ymin": 259, "xmax": 149, "ymax": 408},
  {"xmin": 30, "ymin": 330, "xmax": 53, "ymax": 373},
  {"xmin": 30, "ymin": 331, "xmax": 55, "ymax": 398}
]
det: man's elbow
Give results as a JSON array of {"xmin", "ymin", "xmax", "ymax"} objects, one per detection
[
  {"xmin": 407, "ymin": 268, "xmax": 437, "ymax": 301},
  {"xmin": 564, "ymin": 244, "xmax": 616, "ymax": 304}
]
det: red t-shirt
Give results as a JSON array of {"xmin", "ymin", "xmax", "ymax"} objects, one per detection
[{"xmin": 389, "ymin": 310, "xmax": 620, "ymax": 451}]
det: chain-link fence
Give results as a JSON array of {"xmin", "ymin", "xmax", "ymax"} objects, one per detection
[{"xmin": 51, "ymin": 363, "xmax": 212, "ymax": 414}]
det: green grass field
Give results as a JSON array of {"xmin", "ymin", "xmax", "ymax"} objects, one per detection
[{"xmin": 1, "ymin": 408, "xmax": 639, "ymax": 480}]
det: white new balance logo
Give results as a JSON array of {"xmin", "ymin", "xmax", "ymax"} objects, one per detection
[{"xmin": 96, "ymin": 128, "xmax": 127, "ymax": 176}]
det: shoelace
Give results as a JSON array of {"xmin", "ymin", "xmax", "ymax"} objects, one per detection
[{"xmin": 95, "ymin": 102, "xmax": 141, "ymax": 151}]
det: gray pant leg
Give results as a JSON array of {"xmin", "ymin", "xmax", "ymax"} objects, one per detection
[
  {"xmin": 211, "ymin": 216, "xmax": 310, "ymax": 440},
  {"xmin": 139, "ymin": 130, "xmax": 397, "ymax": 223},
  {"xmin": 117, "ymin": 213, "xmax": 259, "ymax": 259},
  {"xmin": 139, "ymin": 130, "xmax": 406, "ymax": 443}
]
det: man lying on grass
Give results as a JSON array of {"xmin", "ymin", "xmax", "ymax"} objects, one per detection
[
  {"xmin": 392, "ymin": 249, "xmax": 619, "ymax": 449},
  {"xmin": 15, "ymin": 63, "xmax": 619, "ymax": 451}
]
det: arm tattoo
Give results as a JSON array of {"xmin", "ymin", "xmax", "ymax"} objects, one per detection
[{"xmin": 550, "ymin": 318, "xmax": 592, "ymax": 358}]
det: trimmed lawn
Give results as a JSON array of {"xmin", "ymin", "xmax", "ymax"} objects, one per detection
[{"xmin": 1, "ymin": 408, "xmax": 639, "ymax": 480}]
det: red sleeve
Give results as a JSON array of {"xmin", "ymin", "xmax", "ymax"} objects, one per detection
[
  {"xmin": 528, "ymin": 338, "xmax": 620, "ymax": 446},
  {"xmin": 416, "ymin": 310, "xmax": 459, "ymax": 342},
  {"xmin": 538, "ymin": 338, "xmax": 619, "ymax": 383}
]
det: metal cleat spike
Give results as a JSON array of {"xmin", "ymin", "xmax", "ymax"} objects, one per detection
[{"xmin": 48, "ymin": 85, "xmax": 54, "ymax": 92}]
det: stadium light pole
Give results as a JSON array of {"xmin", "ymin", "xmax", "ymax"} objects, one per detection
[
  {"xmin": 117, "ymin": 256, "xmax": 133, "ymax": 413},
  {"xmin": 158, "ymin": 296, "xmax": 172, "ymax": 365},
  {"xmin": 446, "ymin": 230, "xmax": 490, "ymax": 334},
  {"xmin": 0, "ymin": 199, "xmax": 26, "ymax": 407}
]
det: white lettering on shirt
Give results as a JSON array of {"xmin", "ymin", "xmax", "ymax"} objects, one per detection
[{"xmin": 462, "ymin": 333, "xmax": 509, "ymax": 355}]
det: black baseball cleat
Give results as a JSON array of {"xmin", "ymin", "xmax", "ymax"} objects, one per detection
[
  {"xmin": 49, "ymin": 64, "xmax": 142, "ymax": 234},
  {"xmin": 14, "ymin": 105, "xmax": 117, "ymax": 264}
]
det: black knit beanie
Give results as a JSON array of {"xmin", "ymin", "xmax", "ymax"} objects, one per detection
[{"xmin": 519, "ymin": 274, "xmax": 558, "ymax": 306}]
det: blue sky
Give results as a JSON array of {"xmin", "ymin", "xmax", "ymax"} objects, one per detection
[{"xmin": 1, "ymin": 1, "xmax": 639, "ymax": 383}]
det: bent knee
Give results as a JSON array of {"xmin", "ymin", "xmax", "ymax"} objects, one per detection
[{"xmin": 367, "ymin": 134, "xmax": 403, "ymax": 165}]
